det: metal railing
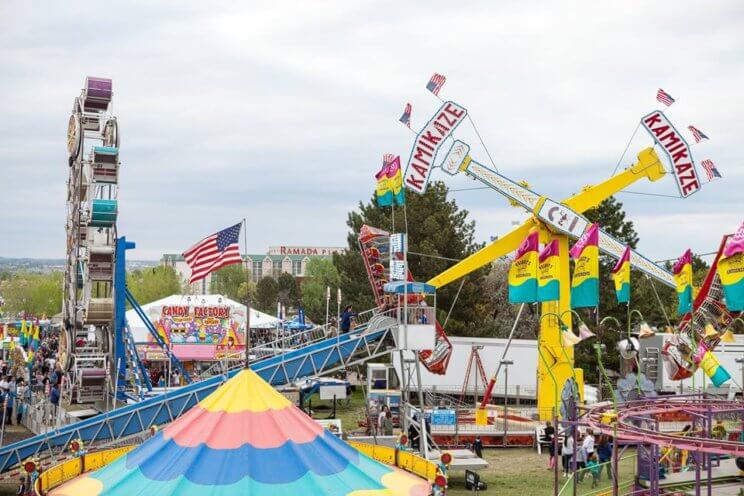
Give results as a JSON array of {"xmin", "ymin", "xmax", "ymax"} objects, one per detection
[{"xmin": 197, "ymin": 308, "xmax": 381, "ymax": 380}]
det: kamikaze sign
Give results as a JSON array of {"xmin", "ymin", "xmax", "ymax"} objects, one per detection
[
  {"xmin": 641, "ymin": 111, "xmax": 701, "ymax": 197},
  {"xmin": 404, "ymin": 101, "xmax": 468, "ymax": 193}
]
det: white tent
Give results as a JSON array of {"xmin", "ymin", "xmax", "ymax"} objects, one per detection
[{"xmin": 126, "ymin": 294, "xmax": 280, "ymax": 345}]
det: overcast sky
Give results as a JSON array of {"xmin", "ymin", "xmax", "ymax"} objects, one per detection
[{"xmin": 1, "ymin": 1, "xmax": 742, "ymax": 263}]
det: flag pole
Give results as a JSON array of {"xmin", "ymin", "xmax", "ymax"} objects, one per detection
[{"xmin": 242, "ymin": 218, "xmax": 252, "ymax": 369}]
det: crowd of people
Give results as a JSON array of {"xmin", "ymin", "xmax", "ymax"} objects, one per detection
[
  {"xmin": 0, "ymin": 326, "xmax": 64, "ymax": 429},
  {"xmin": 543, "ymin": 425, "xmax": 613, "ymax": 488}
]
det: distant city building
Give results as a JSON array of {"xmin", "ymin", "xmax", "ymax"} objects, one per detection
[{"xmin": 161, "ymin": 245, "xmax": 345, "ymax": 294}]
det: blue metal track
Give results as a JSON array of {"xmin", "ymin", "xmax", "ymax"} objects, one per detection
[{"xmin": 0, "ymin": 326, "xmax": 394, "ymax": 473}]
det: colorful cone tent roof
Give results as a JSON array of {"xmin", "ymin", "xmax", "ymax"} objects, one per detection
[{"xmin": 50, "ymin": 369, "xmax": 430, "ymax": 496}]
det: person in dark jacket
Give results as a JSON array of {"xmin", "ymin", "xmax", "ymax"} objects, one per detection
[
  {"xmin": 473, "ymin": 435, "xmax": 483, "ymax": 458},
  {"xmin": 340, "ymin": 305, "xmax": 357, "ymax": 334}
]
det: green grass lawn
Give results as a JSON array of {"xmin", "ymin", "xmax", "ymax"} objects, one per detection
[{"xmin": 446, "ymin": 448, "xmax": 637, "ymax": 496}]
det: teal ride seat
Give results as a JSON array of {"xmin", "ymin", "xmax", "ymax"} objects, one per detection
[
  {"xmin": 93, "ymin": 146, "xmax": 118, "ymax": 162},
  {"xmin": 76, "ymin": 261, "xmax": 84, "ymax": 289},
  {"xmin": 90, "ymin": 199, "xmax": 117, "ymax": 227}
]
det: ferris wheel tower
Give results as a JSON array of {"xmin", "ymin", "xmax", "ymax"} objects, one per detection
[{"xmin": 63, "ymin": 76, "xmax": 120, "ymax": 403}]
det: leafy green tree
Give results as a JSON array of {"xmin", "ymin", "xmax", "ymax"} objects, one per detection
[
  {"xmin": 255, "ymin": 276, "xmax": 279, "ymax": 313},
  {"xmin": 301, "ymin": 258, "xmax": 340, "ymax": 323},
  {"xmin": 210, "ymin": 264, "xmax": 256, "ymax": 302},
  {"xmin": 0, "ymin": 271, "xmax": 63, "ymax": 316},
  {"xmin": 333, "ymin": 182, "xmax": 489, "ymax": 335},
  {"xmin": 277, "ymin": 272, "xmax": 300, "ymax": 308},
  {"xmin": 127, "ymin": 266, "xmax": 181, "ymax": 305},
  {"xmin": 479, "ymin": 261, "xmax": 540, "ymax": 339}
]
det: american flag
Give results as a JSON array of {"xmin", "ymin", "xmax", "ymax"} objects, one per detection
[
  {"xmin": 656, "ymin": 88, "xmax": 675, "ymax": 107},
  {"xmin": 399, "ymin": 103, "xmax": 412, "ymax": 127},
  {"xmin": 183, "ymin": 223, "xmax": 243, "ymax": 283},
  {"xmin": 688, "ymin": 125, "xmax": 709, "ymax": 143},
  {"xmin": 426, "ymin": 73, "xmax": 446, "ymax": 96},
  {"xmin": 383, "ymin": 153, "xmax": 395, "ymax": 166},
  {"xmin": 701, "ymin": 159, "xmax": 722, "ymax": 181}
]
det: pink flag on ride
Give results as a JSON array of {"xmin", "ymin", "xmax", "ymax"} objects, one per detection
[{"xmin": 723, "ymin": 221, "xmax": 744, "ymax": 258}]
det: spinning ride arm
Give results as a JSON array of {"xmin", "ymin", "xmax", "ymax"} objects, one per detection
[{"xmin": 428, "ymin": 142, "xmax": 674, "ymax": 288}]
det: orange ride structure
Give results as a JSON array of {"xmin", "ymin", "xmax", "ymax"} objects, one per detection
[{"xmin": 42, "ymin": 369, "xmax": 433, "ymax": 496}]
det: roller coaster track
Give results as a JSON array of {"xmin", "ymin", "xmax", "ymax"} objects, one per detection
[
  {"xmin": 584, "ymin": 396, "xmax": 744, "ymax": 456},
  {"xmin": 0, "ymin": 314, "xmax": 397, "ymax": 474}
]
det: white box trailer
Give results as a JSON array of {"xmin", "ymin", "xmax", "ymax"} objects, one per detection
[{"xmin": 393, "ymin": 336, "xmax": 539, "ymax": 401}]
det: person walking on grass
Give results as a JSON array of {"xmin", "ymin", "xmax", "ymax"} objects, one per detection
[
  {"xmin": 597, "ymin": 434, "xmax": 613, "ymax": 480},
  {"xmin": 585, "ymin": 453, "xmax": 601, "ymax": 488},
  {"xmin": 563, "ymin": 434, "xmax": 574, "ymax": 478},
  {"xmin": 543, "ymin": 421, "xmax": 556, "ymax": 469}
]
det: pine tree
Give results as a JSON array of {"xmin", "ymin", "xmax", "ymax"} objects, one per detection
[{"xmin": 333, "ymin": 181, "xmax": 491, "ymax": 336}]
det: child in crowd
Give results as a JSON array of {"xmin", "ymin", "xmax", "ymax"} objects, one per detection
[{"xmin": 585, "ymin": 453, "xmax": 601, "ymax": 488}]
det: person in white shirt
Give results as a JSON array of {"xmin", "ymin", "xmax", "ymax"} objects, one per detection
[
  {"xmin": 0, "ymin": 378, "xmax": 9, "ymax": 393},
  {"xmin": 563, "ymin": 434, "xmax": 574, "ymax": 477},
  {"xmin": 583, "ymin": 429, "xmax": 595, "ymax": 458}
]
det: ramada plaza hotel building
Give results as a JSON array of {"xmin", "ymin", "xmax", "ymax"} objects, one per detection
[{"xmin": 161, "ymin": 246, "xmax": 345, "ymax": 294}]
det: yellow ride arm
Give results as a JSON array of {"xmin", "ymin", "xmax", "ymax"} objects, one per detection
[
  {"xmin": 427, "ymin": 219, "xmax": 536, "ymax": 288},
  {"xmin": 562, "ymin": 148, "xmax": 665, "ymax": 213}
]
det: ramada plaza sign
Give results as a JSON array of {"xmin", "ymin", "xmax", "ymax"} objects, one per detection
[{"xmin": 268, "ymin": 246, "xmax": 345, "ymax": 256}]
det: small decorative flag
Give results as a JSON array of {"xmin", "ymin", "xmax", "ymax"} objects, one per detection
[
  {"xmin": 701, "ymin": 159, "xmax": 722, "ymax": 181},
  {"xmin": 673, "ymin": 249, "xmax": 693, "ymax": 315},
  {"xmin": 694, "ymin": 341, "xmax": 731, "ymax": 387},
  {"xmin": 612, "ymin": 246, "xmax": 632, "ymax": 304},
  {"xmin": 717, "ymin": 221, "xmax": 744, "ymax": 312},
  {"xmin": 687, "ymin": 125, "xmax": 709, "ymax": 143},
  {"xmin": 31, "ymin": 324, "xmax": 40, "ymax": 351},
  {"xmin": 19, "ymin": 320, "xmax": 27, "ymax": 347},
  {"xmin": 399, "ymin": 103, "xmax": 412, "ymax": 128},
  {"xmin": 508, "ymin": 231, "xmax": 539, "ymax": 303},
  {"xmin": 376, "ymin": 155, "xmax": 405, "ymax": 207},
  {"xmin": 387, "ymin": 156, "xmax": 405, "ymax": 206},
  {"xmin": 182, "ymin": 223, "xmax": 243, "ymax": 284},
  {"xmin": 537, "ymin": 240, "xmax": 560, "ymax": 302},
  {"xmin": 656, "ymin": 88, "xmax": 675, "ymax": 107},
  {"xmin": 570, "ymin": 224, "xmax": 599, "ymax": 308},
  {"xmin": 426, "ymin": 73, "xmax": 447, "ymax": 96}
]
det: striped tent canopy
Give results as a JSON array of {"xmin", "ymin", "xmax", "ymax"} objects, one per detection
[{"xmin": 50, "ymin": 369, "xmax": 430, "ymax": 496}]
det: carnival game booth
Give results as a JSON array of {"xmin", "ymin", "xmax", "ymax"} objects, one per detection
[
  {"xmin": 41, "ymin": 368, "xmax": 437, "ymax": 495},
  {"xmin": 125, "ymin": 295, "xmax": 280, "ymax": 379}
]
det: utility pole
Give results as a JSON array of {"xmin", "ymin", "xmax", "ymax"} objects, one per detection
[
  {"xmin": 325, "ymin": 286, "xmax": 330, "ymax": 328},
  {"xmin": 501, "ymin": 360, "xmax": 513, "ymax": 447}
]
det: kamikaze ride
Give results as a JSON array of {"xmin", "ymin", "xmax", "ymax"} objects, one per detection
[{"xmin": 401, "ymin": 100, "xmax": 681, "ymax": 419}]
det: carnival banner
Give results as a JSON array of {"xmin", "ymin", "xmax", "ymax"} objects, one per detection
[
  {"xmin": 570, "ymin": 223, "xmax": 599, "ymax": 308},
  {"xmin": 640, "ymin": 111, "xmax": 701, "ymax": 198},
  {"xmin": 508, "ymin": 231, "xmax": 539, "ymax": 304},
  {"xmin": 718, "ymin": 221, "xmax": 744, "ymax": 312},
  {"xmin": 537, "ymin": 240, "xmax": 560, "ymax": 302},
  {"xmin": 612, "ymin": 246, "xmax": 632, "ymax": 304},
  {"xmin": 150, "ymin": 304, "xmax": 243, "ymax": 348},
  {"xmin": 673, "ymin": 249, "xmax": 693, "ymax": 315}
]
